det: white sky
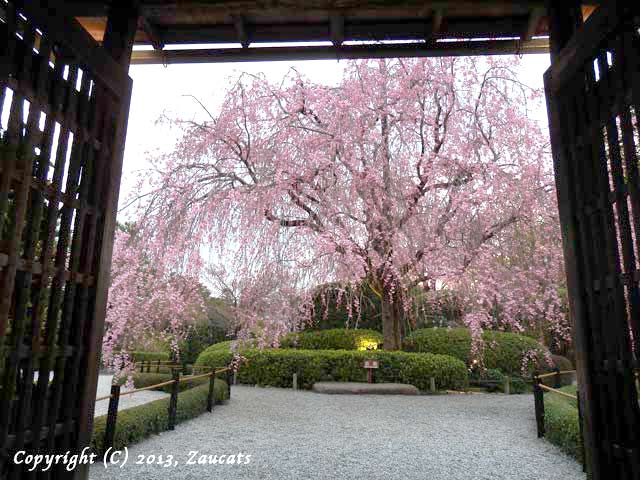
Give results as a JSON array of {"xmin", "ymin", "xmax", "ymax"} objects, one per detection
[{"xmin": 118, "ymin": 53, "xmax": 552, "ymax": 217}]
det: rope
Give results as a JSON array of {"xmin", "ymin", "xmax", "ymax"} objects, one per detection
[
  {"xmin": 95, "ymin": 366, "xmax": 230, "ymax": 401},
  {"xmin": 538, "ymin": 383, "xmax": 578, "ymax": 400},
  {"xmin": 535, "ymin": 370, "xmax": 576, "ymax": 380},
  {"xmin": 180, "ymin": 372, "xmax": 214, "ymax": 382},
  {"xmin": 118, "ymin": 379, "xmax": 176, "ymax": 397}
]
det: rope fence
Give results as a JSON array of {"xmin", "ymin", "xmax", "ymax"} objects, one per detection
[{"xmin": 96, "ymin": 366, "xmax": 233, "ymax": 451}]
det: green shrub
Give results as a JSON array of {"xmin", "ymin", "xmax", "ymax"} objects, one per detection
[
  {"xmin": 403, "ymin": 328, "xmax": 549, "ymax": 375},
  {"xmin": 91, "ymin": 379, "xmax": 228, "ymax": 455},
  {"xmin": 196, "ymin": 346, "xmax": 468, "ymax": 391},
  {"xmin": 509, "ymin": 376, "xmax": 528, "ymax": 394},
  {"xmin": 549, "ymin": 354, "xmax": 573, "ymax": 372},
  {"xmin": 129, "ymin": 351, "xmax": 170, "ymax": 362},
  {"xmin": 280, "ymin": 329, "xmax": 383, "ymax": 351},
  {"xmin": 541, "ymin": 354, "xmax": 574, "ymax": 387},
  {"xmin": 206, "ymin": 340, "xmax": 236, "ymax": 351},
  {"xmin": 470, "ymin": 368, "xmax": 505, "ymax": 392},
  {"xmin": 544, "ymin": 385, "xmax": 582, "ymax": 463}
]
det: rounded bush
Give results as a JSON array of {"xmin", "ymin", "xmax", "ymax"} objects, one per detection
[
  {"xmin": 549, "ymin": 354, "xmax": 573, "ymax": 371},
  {"xmin": 403, "ymin": 328, "xmax": 549, "ymax": 375},
  {"xmin": 196, "ymin": 345, "xmax": 468, "ymax": 391},
  {"xmin": 280, "ymin": 329, "xmax": 383, "ymax": 351}
]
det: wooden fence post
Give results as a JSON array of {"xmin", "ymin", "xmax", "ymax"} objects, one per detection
[
  {"xmin": 576, "ymin": 390, "xmax": 586, "ymax": 472},
  {"xmin": 292, "ymin": 373, "xmax": 298, "ymax": 390},
  {"xmin": 430, "ymin": 377, "xmax": 436, "ymax": 394},
  {"xmin": 104, "ymin": 384, "xmax": 121, "ymax": 450},
  {"xmin": 207, "ymin": 370, "xmax": 216, "ymax": 412},
  {"xmin": 168, "ymin": 369, "xmax": 180, "ymax": 430},
  {"xmin": 533, "ymin": 375, "xmax": 545, "ymax": 438},
  {"xmin": 156, "ymin": 360, "xmax": 160, "ymax": 373},
  {"xmin": 226, "ymin": 370, "xmax": 232, "ymax": 399},
  {"xmin": 504, "ymin": 376, "xmax": 511, "ymax": 395},
  {"xmin": 553, "ymin": 367, "xmax": 561, "ymax": 389}
]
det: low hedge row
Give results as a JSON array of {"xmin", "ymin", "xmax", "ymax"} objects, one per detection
[
  {"xmin": 544, "ymin": 385, "xmax": 582, "ymax": 463},
  {"xmin": 403, "ymin": 328, "xmax": 549, "ymax": 375},
  {"xmin": 280, "ymin": 329, "xmax": 384, "ymax": 351},
  {"xmin": 91, "ymin": 378, "xmax": 228, "ymax": 455},
  {"xmin": 196, "ymin": 346, "xmax": 468, "ymax": 391},
  {"xmin": 129, "ymin": 351, "xmax": 170, "ymax": 362}
]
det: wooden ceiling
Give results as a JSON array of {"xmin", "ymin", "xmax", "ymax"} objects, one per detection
[{"xmin": 64, "ymin": 1, "xmax": 599, "ymax": 64}]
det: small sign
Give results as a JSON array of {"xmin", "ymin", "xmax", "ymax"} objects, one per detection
[{"xmin": 363, "ymin": 360, "xmax": 379, "ymax": 369}]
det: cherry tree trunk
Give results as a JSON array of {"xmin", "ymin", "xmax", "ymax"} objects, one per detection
[{"xmin": 381, "ymin": 294, "xmax": 402, "ymax": 350}]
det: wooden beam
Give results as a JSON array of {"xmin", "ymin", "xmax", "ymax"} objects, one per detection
[
  {"xmin": 432, "ymin": 9, "xmax": 444, "ymax": 38},
  {"xmin": 330, "ymin": 14, "xmax": 345, "ymax": 47},
  {"xmin": 232, "ymin": 14, "xmax": 250, "ymax": 48},
  {"xmin": 546, "ymin": 0, "xmax": 583, "ymax": 60},
  {"xmin": 139, "ymin": 14, "xmax": 164, "ymax": 50},
  {"xmin": 130, "ymin": 38, "xmax": 549, "ymax": 64},
  {"xmin": 523, "ymin": 6, "xmax": 545, "ymax": 40},
  {"xmin": 102, "ymin": 0, "xmax": 140, "ymax": 67},
  {"xmin": 153, "ymin": 16, "xmax": 531, "ymax": 45}
]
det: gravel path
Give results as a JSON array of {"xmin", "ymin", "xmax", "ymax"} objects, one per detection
[
  {"xmin": 93, "ymin": 374, "xmax": 168, "ymax": 417},
  {"xmin": 89, "ymin": 386, "xmax": 584, "ymax": 480}
]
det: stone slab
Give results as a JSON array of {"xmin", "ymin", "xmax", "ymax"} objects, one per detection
[{"xmin": 312, "ymin": 382, "xmax": 419, "ymax": 395}]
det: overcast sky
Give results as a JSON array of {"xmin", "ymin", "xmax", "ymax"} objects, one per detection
[{"xmin": 118, "ymin": 53, "xmax": 552, "ymax": 217}]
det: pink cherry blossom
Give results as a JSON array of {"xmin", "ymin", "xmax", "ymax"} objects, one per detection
[{"xmin": 115, "ymin": 57, "xmax": 567, "ymax": 355}]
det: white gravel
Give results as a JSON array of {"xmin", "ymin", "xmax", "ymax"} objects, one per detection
[
  {"xmin": 93, "ymin": 374, "xmax": 168, "ymax": 417},
  {"xmin": 89, "ymin": 386, "xmax": 584, "ymax": 480}
]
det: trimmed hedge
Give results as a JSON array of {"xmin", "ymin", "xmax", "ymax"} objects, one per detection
[
  {"xmin": 544, "ymin": 385, "xmax": 582, "ymax": 463},
  {"xmin": 196, "ymin": 346, "xmax": 468, "ymax": 391},
  {"xmin": 280, "ymin": 329, "xmax": 383, "ymax": 351},
  {"xmin": 91, "ymin": 378, "xmax": 228, "ymax": 455},
  {"xmin": 129, "ymin": 351, "xmax": 170, "ymax": 362},
  {"xmin": 403, "ymin": 328, "xmax": 549, "ymax": 375}
]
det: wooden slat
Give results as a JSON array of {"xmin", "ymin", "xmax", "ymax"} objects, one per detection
[{"xmin": 19, "ymin": 1, "xmax": 128, "ymax": 99}]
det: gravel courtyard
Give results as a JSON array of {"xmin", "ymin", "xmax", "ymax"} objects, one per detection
[{"xmin": 89, "ymin": 386, "xmax": 584, "ymax": 480}]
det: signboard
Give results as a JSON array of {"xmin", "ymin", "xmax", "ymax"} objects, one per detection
[{"xmin": 363, "ymin": 360, "xmax": 379, "ymax": 369}]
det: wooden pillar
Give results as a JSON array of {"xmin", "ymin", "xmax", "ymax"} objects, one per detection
[
  {"xmin": 544, "ymin": 2, "xmax": 599, "ymax": 478},
  {"xmin": 75, "ymin": 3, "xmax": 138, "ymax": 479}
]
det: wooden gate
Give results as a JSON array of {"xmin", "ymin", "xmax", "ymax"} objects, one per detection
[
  {"xmin": 545, "ymin": 1, "xmax": 640, "ymax": 478},
  {"xmin": 0, "ymin": 1, "xmax": 133, "ymax": 477}
]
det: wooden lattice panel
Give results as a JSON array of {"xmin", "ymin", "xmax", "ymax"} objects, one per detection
[
  {"xmin": 0, "ymin": 1, "xmax": 131, "ymax": 477},
  {"xmin": 545, "ymin": 2, "xmax": 640, "ymax": 477}
]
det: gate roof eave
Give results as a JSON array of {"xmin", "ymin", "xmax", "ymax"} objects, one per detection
[{"xmin": 62, "ymin": 1, "xmax": 600, "ymax": 64}]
